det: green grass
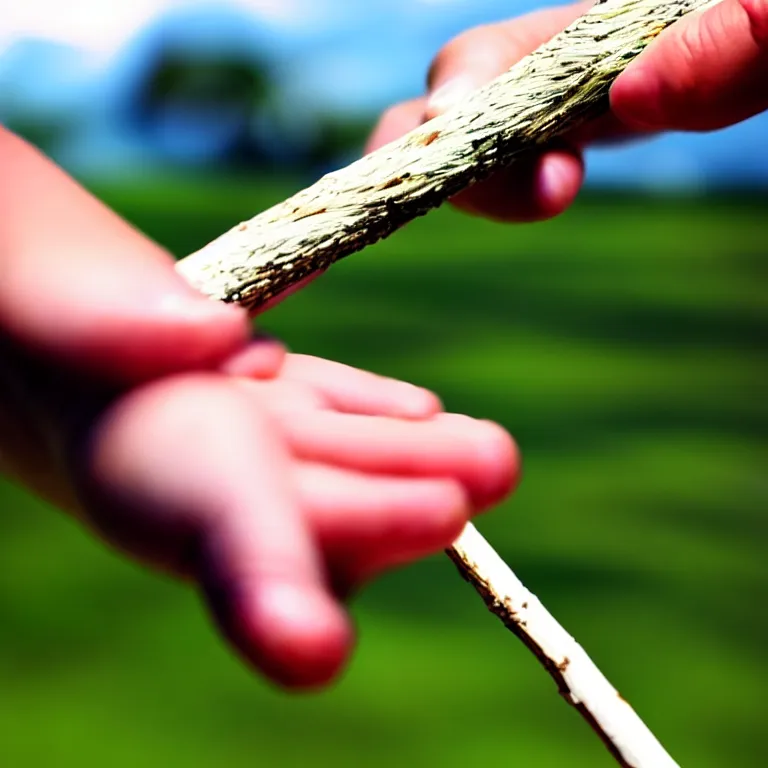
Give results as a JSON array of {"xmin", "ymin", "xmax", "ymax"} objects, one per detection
[{"xmin": 0, "ymin": 175, "xmax": 765, "ymax": 767}]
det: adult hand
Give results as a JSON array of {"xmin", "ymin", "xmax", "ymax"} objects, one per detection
[{"xmin": 367, "ymin": 0, "xmax": 768, "ymax": 221}]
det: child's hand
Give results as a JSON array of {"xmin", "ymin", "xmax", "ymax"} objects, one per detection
[
  {"xmin": 2, "ymin": 338, "xmax": 518, "ymax": 689},
  {"xmin": 0, "ymin": 128, "xmax": 520, "ymax": 689},
  {"xmin": 66, "ymin": 349, "xmax": 518, "ymax": 689},
  {"xmin": 368, "ymin": 0, "xmax": 768, "ymax": 222}
]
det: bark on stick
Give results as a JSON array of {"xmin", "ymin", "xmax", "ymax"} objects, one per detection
[{"xmin": 178, "ymin": 0, "xmax": 717, "ymax": 312}]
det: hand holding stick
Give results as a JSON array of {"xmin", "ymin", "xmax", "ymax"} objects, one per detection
[{"xmin": 177, "ymin": 1, "xmax": 717, "ymax": 764}]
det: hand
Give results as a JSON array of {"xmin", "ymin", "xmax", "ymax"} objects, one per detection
[
  {"xmin": 2, "ymin": 336, "xmax": 518, "ymax": 690},
  {"xmin": 367, "ymin": 0, "xmax": 768, "ymax": 222},
  {"xmin": 62, "ymin": 349, "xmax": 517, "ymax": 689},
  {"xmin": 0, "ymin": 128, "xmax": 520, "ymax": 689}
]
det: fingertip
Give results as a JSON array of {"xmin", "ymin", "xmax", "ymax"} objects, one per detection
[
  {"xmin": 219, "ymin": 336, "xmax": 288, "ymax": 379},
  {"xmin": 451, "ymin": 148, "xmax": 583, "ymax": 223},
  {"xmin": 279, "ymin": 355, "xmax": 443, "ymax": 420},
  {"xmin": 436, "ymin": 414, "xmax": 521, "ymax": 510},
  {"xmin": 374, "ymin": 477, "xmax": 470, "ymax": 553},
  {"xmin": 425, "ymin": 4, "xmax": 592, "ymax": 119},
  {"xmin": 144, "ymin": 295, "xmax": 251, "ymax": 371},
  {"xmin": 384, "ymin": 383, "xmax": 443, "ymax": 420},
  {"xmin": 409, "ymin": 388, "xmax": 444, "ymax": 419},
  {"xmin": 535, "ymin": 149, "xmax": 585, "ymax": 219},
  {"xmin": 212, "ymin": 580, "xmax": 354, "ymax": 690},
  {"xmin": 610, "ymin": 0, "xmax": 768, "ymax": 133},
  {"xmin": 425, "ymin": 28, "xmax": 516, "ymax": 118},
  {"xmin": 0, "ymin": 132, "xmax": 252, "ymax": 382},
  {"xmin": 471, "ymin": 420, "xmax": 521, "ymax": 510},
  {"xmin": 308, "ymin": 470, "xmax": 471, "ymax": 595},
  {"xmin": 253, "ymin": 583, "xmax": 354, "ymax": 690}
]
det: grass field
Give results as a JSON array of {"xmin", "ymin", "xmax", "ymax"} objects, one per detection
[{"xmin": 0, "ymin": 175, "xmax": 765, "ymax": 767}]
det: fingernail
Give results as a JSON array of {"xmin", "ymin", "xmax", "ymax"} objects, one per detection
[{"xmin": 426, "ymin": 75, "xmax": 476, "ymax": 118}]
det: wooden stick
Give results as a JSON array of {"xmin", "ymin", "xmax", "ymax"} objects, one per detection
[
  {"xmin": 177, "ymin": 0, "xmax": 717, "ymax": 312},
  {"xmin": 448, "ymin": 524, "xmax": 678, "ymax": 768},
  {"xmin": 177, "ymin": 1, "xmax": 719, "ymax": 764}
]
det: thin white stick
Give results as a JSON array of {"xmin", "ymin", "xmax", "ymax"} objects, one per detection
[{"xmin": 448, "ymin": 524, "xmax": 679, "ymax": 768}]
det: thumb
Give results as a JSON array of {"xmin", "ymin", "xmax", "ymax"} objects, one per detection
[
  {"xmin": 611, "ymin": 0, "xmax": 768, "ymax": 131},
  {"xmin": 0, "ymin": 129, "xmax": 252, "ymax": 383}
]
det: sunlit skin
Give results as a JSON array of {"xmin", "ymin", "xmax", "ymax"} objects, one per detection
[
  {"xmin": 0, "ymin": 128, "xmax": 519, "ymax": 689},
  {"xmin": 367, "ymin": 0, "xmax": 768, "ymax": 222}
]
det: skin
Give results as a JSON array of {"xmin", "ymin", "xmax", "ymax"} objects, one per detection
[
  {"xmin": 367, "ymin": 0, "xmax": 768, "ymax": 222},
  {"xmin": 0, "ymin": 128, "xmax": 519, "ymax": 689}
]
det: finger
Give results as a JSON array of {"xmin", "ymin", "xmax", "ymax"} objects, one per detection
[
  {"xmin": 76, "ymin": 374, "xmax": 352, "ymax": 688},
  {"xmin": 364, "ymin": 97, "xmax": 427, "ymax": 154},
  {"xmin": 279, "ymin": 354, "xmax": 442, "ymax": 419},
  {"xmin": 450, "ymin": 147, "xmax": 585, "ymax": 223},
  {"xmin": 569, "ymin": 112, "xmax": 653, "ymax": 147},
  {"xmin": 611, "ymin": 0, "xmax": 768, "ymax": 130},
  {"xmin": 423, "ymin": 3, "xmax": 590, "ymax": 221},
  {"xmin": 218, "ymin": 336, "xmax": 288, "ymax": 379},
  {"xmin": 276, "ymin": 411, "xmax": 520, "ymax": 510},
  {"xmin": 234, "ymin": 377, "xmax": 328, "ymax": 416},
  {"xmin": 297, "ymin": 463, "xmax": 470, "ymax": 595},
  {"xmin": 0, "ymin": 129, "xmax": 251, "ymax": 383},
  {"xmin": 424, "ymin": 3, "xmax": 591, "ymax": 117}
]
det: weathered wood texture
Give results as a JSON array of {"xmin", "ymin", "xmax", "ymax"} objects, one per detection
[{"xmin": 178, "ymin": 0, "xmax": 716, "ymax": 312}]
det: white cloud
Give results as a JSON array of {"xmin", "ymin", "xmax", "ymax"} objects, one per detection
[
  {"xmin": 0, "ymin": 0, "xmax": 338, "ymax": 54},
  {"xmin": 233, "ymin": 0, "xmax": 305, "ymax": 23},
  {"xmin": 0, "ymin": 0, "xmax": 179, "ymax": 53}
]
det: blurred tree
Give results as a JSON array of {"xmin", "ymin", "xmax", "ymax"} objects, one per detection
[{"xmin": 128, "ymin": 50, "xmax": 275, "ymax": 166}]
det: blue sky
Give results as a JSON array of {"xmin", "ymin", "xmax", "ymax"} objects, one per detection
[{"xmin": 0, "ymin": 0, "xmax": 765, "ymax": 188}]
